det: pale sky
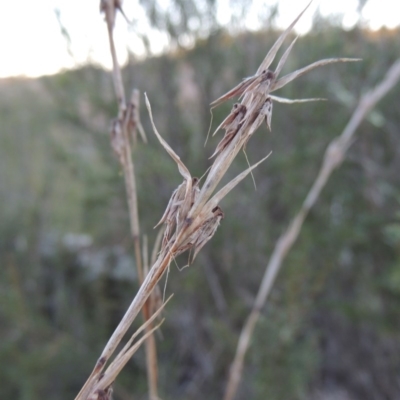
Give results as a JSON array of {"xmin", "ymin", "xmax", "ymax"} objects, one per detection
[{"xmin": 0, "ymin": 0, "xmax": 399, "ymax": 78}]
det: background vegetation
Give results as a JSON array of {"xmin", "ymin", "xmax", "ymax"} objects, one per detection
[{"xmin": 1, "ymin": 14, "xmax": 400, "ymax": 400}]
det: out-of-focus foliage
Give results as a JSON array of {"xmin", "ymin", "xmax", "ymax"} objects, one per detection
[
  {"xmin": 1, "ymin": 25, "xmax": 400, "ymax": 400},
  {"xmin": 139, "ymin": 0, "xmax": 218, "ymax": 42},
  {"xmin": 131, "ymin": 0, "xmax": 278, "ymax": 52}
]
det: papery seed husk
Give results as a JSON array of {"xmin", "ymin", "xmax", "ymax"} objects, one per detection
[
  {"xmin": 155, "ymin": 181, "xmax": 186, "ymax": 228},
  {"xmin": 256, "ymin": 1, "xmax": 313, "ymax": 74},
  {"xmin": 210, "ymin": 76, "xmax": 259, "ymax": 108},
  {"xmin": 190, "ymin": 206, "xmax": 224, "ymax": 263},
  {"xmin": 210, "ymin": 105, "xmax": 247, "ymax": 158}
]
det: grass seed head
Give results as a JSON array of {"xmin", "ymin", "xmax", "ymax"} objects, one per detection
[{"xmin": 146, "ymin": 0, "xmax": 359, "ymax": 272}]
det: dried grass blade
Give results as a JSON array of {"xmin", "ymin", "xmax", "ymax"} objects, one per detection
[
  {"xmin": 145, "ymin": 94, "xmax": 191, "ymax": 182},
  {"xmin": 274, "ymin": 36, "xmax": 299, "ymax": 77},
  {"xmin": 256, "ymin": 1, "xmax": 312, "ymax": 74},
  {"xmin": 96, "ymin": 319, "xmax": 165, "ymax": 392},
  {"xmin": 203, "ymin": 152, "xmax": 272, "ymax": 214},
  {"xmin": 75, "ymin": 293, "xmax": 167, "ymax": 400},
  {"xmin": 270, "ymin": 95, "xmax": 326, "ymax": 104},
  {"xmin": 272, "ymin": 58, "xmax": 361, "ymax": 92},
  {"xmin": 210, "ymin": 77, "xmax": 257, "ymax": 108},
  {"xmin": 103, "ymin": 295, "xmax": 172, "ymax": 379}
]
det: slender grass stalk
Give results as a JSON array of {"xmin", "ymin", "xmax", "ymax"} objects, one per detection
[
  {"xmin": 100, "ymin": 1, "xmax": 157, "ymax": 399},
  {"xmin": 223, "ymin": 58, "xmax": 400, "ymax": 400}
]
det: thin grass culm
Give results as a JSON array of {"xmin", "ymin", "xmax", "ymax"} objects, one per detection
[{"xmin": 75, "ymin": 2, "xmax": 359, "ymax": 398}]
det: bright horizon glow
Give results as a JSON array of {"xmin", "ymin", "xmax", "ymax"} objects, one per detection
[{"xmin": 0, "ymin": 0, "xmax": 399, "ymax": 79}]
